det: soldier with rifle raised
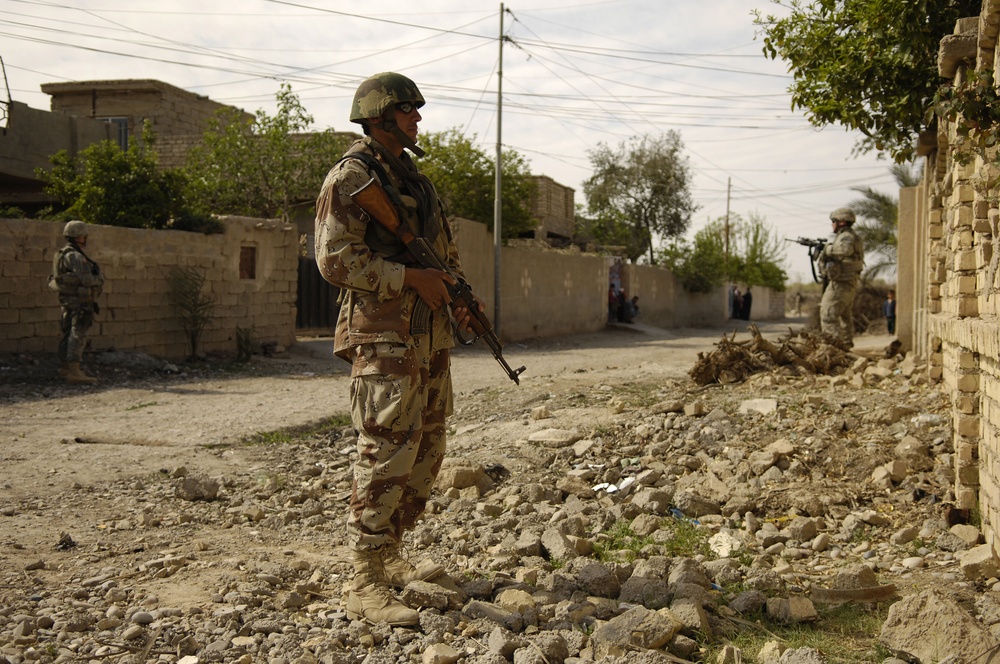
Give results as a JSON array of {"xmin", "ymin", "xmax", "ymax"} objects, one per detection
[
  {"xmin": 818, "ymin": 208, "xmax": 865, "ymax": 346},
  {"xmin": 787, "ymin": 209, "xmax": 864, "ymax": 346}
]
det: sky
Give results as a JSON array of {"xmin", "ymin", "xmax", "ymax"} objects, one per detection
[{"xmin": 0, "ymin": 0, "xmax": 902, "ymax": 283}]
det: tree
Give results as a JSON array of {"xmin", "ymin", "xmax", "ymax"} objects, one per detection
[
  {"xmin": 657, "ymin": 214, "xmax": 788, "ymax": 293},
  {"xmin": 728, "ymin": 212, "xmax": 789, "ymax": 291},
  {"xmin": 37, "ymin": 124, "xmax": 214, "ymax": 231},
  {"xmin": 184, "ymin": 83, "xmax": 353, "ymax": 221},
  {"xmin": 657, "ymin": 229, "xmax": 727, "ymax": 294},
  {"xmin": 584, "ymin": 132, "xmax": 697, "ymax": 264},
  {"xmin": 416, "ymin": 129, "xmax": 536, "ymax": 239},
  {"xmin": 754, "ymin": 0, "xmax": 979, "ymax": 161},
  {"xmin": 848, "ymin": 163, "xmax": 921, "ymax": 282}
]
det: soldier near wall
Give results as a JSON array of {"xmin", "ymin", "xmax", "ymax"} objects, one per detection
[
  {"xmin": 50, "ymin": 221, "xmax": 104, "ymax": 384},
  {"xmin": 819, "ymin": 208, "xmax": 864, "ymax": 347}
]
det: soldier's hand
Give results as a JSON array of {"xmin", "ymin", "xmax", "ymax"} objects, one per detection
[
  {"xmin": 452, "ymin": 295, "xmax": 485, "ymax": 336},
  {"xmin": 404, "ymin": 267, "xmax": 455, "ymax": 310}
]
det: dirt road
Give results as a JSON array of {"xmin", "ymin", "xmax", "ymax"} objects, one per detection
[{"xmin": 1, "ymin": 319, "xmax": 832, "ymax": 505}]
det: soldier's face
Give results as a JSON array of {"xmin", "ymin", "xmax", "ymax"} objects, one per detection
[{"xmin": 394, "ymin": 103, "xmax": 421, "ymax": 142}]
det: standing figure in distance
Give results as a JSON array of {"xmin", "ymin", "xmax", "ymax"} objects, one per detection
[
  {"xmin": 884, "ymin": 289, "xmax": 897, "ymax": 335},
  {"xmin": 819, "ymin": 208, "xmax": 865, "ymax": 346},
  {"xmin": 607, "ymin": 283, "xmax": 617, "ymax": 323},
  {"xmin": 51, "ymin": 220, "xmax": 104, "ymax": 384},
  {"xmin": 741, "ymin": 286, "xmax": 753, "ymax": 321},
  {"xmin": 314, "ymin": 72, "xmax": 479, "ymax": 626}
]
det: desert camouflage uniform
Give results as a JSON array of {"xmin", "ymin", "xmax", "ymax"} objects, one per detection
[
  {"xmin": 819, "ymin": 225, "xmax": 864, "ymax": 345},
  {"xmin": 315, "ymin": 136, "xmax": 464, "ymax": 552},
  {"xmin": 52, "ymin": 242, "xmax": 104, "ymax": 364}
]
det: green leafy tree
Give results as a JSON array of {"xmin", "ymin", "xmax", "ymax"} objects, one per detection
[
  {"xmin": 584, "ymin": 132, "xmax": 697, "ymax": 264},
  {"xmin": 658, "ymin": 214, "xmax": 787, "ymax": 292},
  {"xmin": 37, "ymin": 124, "xmax": 209, "ymax": 230},
  {"xmin": 728, "ymin": 213, "xmax": 789, "ymax": 291},
  {"xmin": 416, "ymin": 129, "xmax": 536, "ymax": 239},
  {"xmin": 184, "ymin": 83, "xmax": 353, "ymax": 221},
  {"xmin": 576, "ymin": 208, "xmax": 634, "ymax": 254},
  {"xmin": 848, "ymin": 163, "xmax": 921, "ymax": 282},
  {"xmin": 657, "ymin": 229, "xmax": 728, "ymax": 294},
  {"xmin": 755, "ymin": 0, "xmax": 979, "ymax": 161}
]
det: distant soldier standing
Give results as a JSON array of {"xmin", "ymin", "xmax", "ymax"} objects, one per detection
[
  {"xmin": 819, "ymin": 208, "xmax": 864, "ymax": 346},
  {"xmin": 51, "ymin": 220, "xmax": 104, "ymax": 384}
]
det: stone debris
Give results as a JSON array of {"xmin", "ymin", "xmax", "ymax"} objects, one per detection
[
  {"xmin": 3, "ymin": 344, "xmax": 1000, "ymax": 663},
  {"xmin": 879, "ymin": 590, "xmax": 1000, "ymax": 663}
]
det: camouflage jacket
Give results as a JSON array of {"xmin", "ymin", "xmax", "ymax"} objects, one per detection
[
  {"xmin": 314, "ymin": 137, "xmax": 466, "ymax": 365},
  {"xmin": 820, "ymin": 227, "xmax": 864, "ymax": 283},
  {"xmin": 51, "ymin": 243, "xmax": 104, "ymax": 306}
]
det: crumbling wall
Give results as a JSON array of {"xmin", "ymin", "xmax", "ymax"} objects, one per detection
[{"xmin": 918, "ymin": 6, "xmax": 1000, "ymax": 551}]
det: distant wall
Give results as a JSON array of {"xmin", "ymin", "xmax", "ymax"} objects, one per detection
[
  {"xmin": 0, "ymin": 217, "xmax": 297, "ymax": 359},
  {"xmin": 452, "ymin": 218, "xmax": 608, "ymax": 339},
  {"xmin": 451, "ymin": 218, "xmax": 740, "ymax": 340},
  {"xmin": 0, "ymin": 101, "xmax": 111, "ymax": 183}
]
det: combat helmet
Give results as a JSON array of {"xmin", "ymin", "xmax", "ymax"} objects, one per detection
[
  {"xmin": 63, "ymin": 220, "xmax": 89, "ymax": 239},
  {"xmin": 350, "ymin": 72, "xmax": 426, "ymax": 156},
  {"xmin": 830, "ymin": 208, "xmax": 856, "ymax": 225}
]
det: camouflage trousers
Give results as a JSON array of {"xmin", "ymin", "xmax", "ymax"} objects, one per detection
[
  {"xmin": 59, "ymin": 304, "xmax": 94, "ymax": 363},
  {"xmin": 347, "ymin": 336, "xmax": 452, "ymax": 551},
  {"xmin": 820, "ymin": 280, "xmax": 858, "ymax": 345}
]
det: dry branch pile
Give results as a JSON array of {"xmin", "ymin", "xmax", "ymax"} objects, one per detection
[{"xmin": 688, "ymin": 323, "xmax": 855, "ymax": 385}]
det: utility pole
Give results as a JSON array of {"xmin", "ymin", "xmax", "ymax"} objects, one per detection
[
  {"xmin": 724, "ymin": 177, "xmax": 731, "ymax": 277},
  {"xmin": 493, "ymin": 3, "xmax": 504, "ymax": 337}
]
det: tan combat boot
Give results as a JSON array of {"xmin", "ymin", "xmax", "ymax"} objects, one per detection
[
  {"xmin": 383, "ymin": 542, "xmax": 444, "ymax": 589},
  {"xmin": 64, "ymin": 362, "xmax": 97, "ymax": 385},
  {"xmin": 344, "ymin": 548, "xmax": 419, "ymax": 626},
  {"xmin": 58, "ymin": 363, "xmax": 70, "ymax": 378}
]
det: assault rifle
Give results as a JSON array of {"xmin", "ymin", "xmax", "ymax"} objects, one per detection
[
  {"xmin": 786, "ymin": 236, "xmax": 828, "ymax": 286},
  {"xmin": 350, "ymin": 178, "xmax": 527, "ymax": 385}
]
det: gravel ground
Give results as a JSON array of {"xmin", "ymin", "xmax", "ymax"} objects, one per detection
[{"xmin": 0, "ymin": 320, "xmax": 987, "ymax": 663}]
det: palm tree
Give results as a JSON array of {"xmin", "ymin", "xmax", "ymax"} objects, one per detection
[{"xmin": 848, "ymin": 163, "xmax": 922, "ymax": 282}]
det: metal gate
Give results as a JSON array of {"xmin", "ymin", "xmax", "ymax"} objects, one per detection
[{"xmin": 296, "ymin": 257, "xmax": 339, "ymax": 332}]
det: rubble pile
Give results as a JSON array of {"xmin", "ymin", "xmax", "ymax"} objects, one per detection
[
  {"xmin": 689, "ymin": 324, "xmax": 859, "ymax": 386},
  {"xmin": 3, "ymin": 348, "xmax": 1000, "ymax": 664}
]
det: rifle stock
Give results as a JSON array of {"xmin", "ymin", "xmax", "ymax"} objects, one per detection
[{"xmin": 350, "ymin": 178, "xmax": 526, "ymax": 384}]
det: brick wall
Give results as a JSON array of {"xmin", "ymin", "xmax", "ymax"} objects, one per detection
[
  {"xmin": 528, "ymin": 175, "xmax": 575, "ymax": 239},
  {"xmin": 903, "ymin": 4, "xmax": 1000, "ymax": 551},
  {"xmin": 0, "ymin": 217, "xmax": 297, "ymax": 360}
]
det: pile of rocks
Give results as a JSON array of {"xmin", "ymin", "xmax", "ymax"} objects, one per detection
[{"xmin": 2, "ymin": 349, "xmax": 1000, "ymax": 664}]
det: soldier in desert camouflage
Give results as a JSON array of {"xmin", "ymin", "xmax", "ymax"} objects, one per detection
[
  {"xmin": 819, "ymin": 208, "xmax": 865, "ymax": 347},
  {"xmin": 314, "ymin": 72, "xmax": 480, "ymax": 625}
]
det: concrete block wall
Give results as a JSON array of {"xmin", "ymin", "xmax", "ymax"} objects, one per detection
[
  {"xmin": 0, "ymin": 217, "xmax": 297, "ymax": 360},
  {"xmin": 451, "ymin": 217, "xmax": 734, "ymax": 341}
]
